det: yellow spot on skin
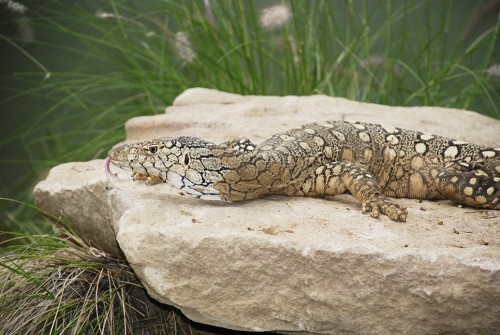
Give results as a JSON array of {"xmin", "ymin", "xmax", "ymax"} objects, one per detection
[
  {"xmin": 494, "ymin": 177, "xmax": 500, "ymax": 182},
  {"xmin": 318, "ymin": 121, "xmax": 334, "ymax": 128},
  {"xmin": 386, "ymin": 135, "xmax": 399, "ymax": 145},
  {"xmin": 415, "ymin": 143, "xmax": 427, "ymax": 154},
  {"xmin": 324, "ymin": 146, "xmax": 333, "ymax": 158},
  {"xmin": 327, "ymin": 177, "xmax": 341, "ymax": 192},
  {"xmin": 453, "ymin": 140, "xmax": 467, "ymax": 145},
  {"xmin": 482, "ymin": 151, "xmax": 495, "ymax": 158},
  {"xmin": 495, "ymin": 166, "xmax": 500, "ymax": 173},
  {"xmin": 384, "ymin": 148, "xmax": 397, "ymax": 161},
  {"xmin": 342, "ymin": 149, "xmax": 354, "ymax": 161},
  {"xmin": 487, "ymin": 187, "xmax": 495, "ymax": 195},
  {"xmin": 475, "ymin": 195, "xmax": 487, "ymax": 204},
  {"xmin": 399, "ymin": 150, "xmax": 406, "ymax": 157},
  {"xmin": 444, "ymin": 146, "xmax": 458, "ymax": 158},
  {"xmin": 332, "ymin": 164, "xmax": 342, "ymax": 175},
  {"xmin": 313, "ymin": 136, "xmax": 324, "ymax": 146},
  {"xmin": 304, "ymin": 128, "xmax": 316, "ymax": 134},
  {"xmin": 332, "ymin": 130, "xmax": 346, "ymax": 142},
  {"xmin": 464, "ymin": 187, "xmax": 473, "ymax": 196},
  {"xmin": 302, "ymin": 179, "xmax": 312, "ymax": 193},
  {"xmin": 358, "ymin": 132, "xmax": 371, "ymax": 142},
  {"xmin": 409, "ymin": 173, "xmax": 428, "ymax": 198},
  {"xmin": 363, "ymin": 149, "xmax": 373, "ymax": 162},
  {"xmin": 315, "ymin": 175, "xmax": 325, "ymax": 190},
  {"xmin": 411, "ymin": 156, "xmax": 425, "ymax": 170},
  {"xmin": 382, "ymin": 125, "xmax": 397, "ymax": 133},
  {"xmin": 389, "ymin": 181, "xmax": 399, "ymax": 190},
  {"xmin": 474, "ymin": 170, "xmax": 488, "ymax": 177},
  {"xmin": 353, "ymin": 123, "xmax": 366, "ymax": 130},
  {"xmin": 469, "ymin": 178, "xmax": 477, "ymax": 185},
  {"xmin": 396, "ymin": 166, "xmax": 404, "ymax": 178},
  {"xmin": 280, "ymin": 135, "xmax": 296, "ymax": 141},
  {"xmin": 419, "ymin": 134, "xmax": 434, "ymax": 141},
  {"xmin": 277, "ymin": 147, "xmax": 291, "ymax": 154},
  {"xmin": 299, "ymin": 142, "xmax": 311, "ymax": 151},
  {"xmin": 450, "ymin": 176, "xmax": 459, "ymax": 183}
]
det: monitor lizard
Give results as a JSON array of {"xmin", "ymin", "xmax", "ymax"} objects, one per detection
[{"xmin": 107, "ymin": 121, "xmax": 500, "ymax": 222}]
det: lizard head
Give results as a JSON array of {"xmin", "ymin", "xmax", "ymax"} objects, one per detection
[{"xmin": 108, "ymin": 136, "xmax": 225, "ymax": 199}]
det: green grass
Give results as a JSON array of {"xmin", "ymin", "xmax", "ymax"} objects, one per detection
[{"xmin": 0, "ymin": 0, "xmax": 499, "ymax": 333}]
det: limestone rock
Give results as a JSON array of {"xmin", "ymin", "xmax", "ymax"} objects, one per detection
[
  {"xmin": 33, "ymin": 160, "xmax": 121, "ymax": 257},
  {"xmin": 34, "ymin": 88, "xmax": 500, "ymax": 334},
  {"xmin": 126, "ymin": 88, "xmax": 499, "ymax": 147}
]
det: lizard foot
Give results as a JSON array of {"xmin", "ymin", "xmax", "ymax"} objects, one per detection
[
  {"xmin": 362, "ymin": 196, "xmax": 408, "ymax": 222},
  {"xmin": 132, "ymin": 172, "xmax": 164, "ymax": 185}
]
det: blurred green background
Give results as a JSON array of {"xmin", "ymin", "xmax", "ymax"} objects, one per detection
[{"xmin": 1, "ymin": 0, "xmax": 499, "ymax": 237}]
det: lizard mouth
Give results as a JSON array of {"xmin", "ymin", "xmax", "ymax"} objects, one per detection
[
  {"xmin": 105, "ymin": 157, "xmax": 220, "ymax": 201},
  {"xmin": 165, "ymin": 170, "xmax": 220, "ymax": 200}
]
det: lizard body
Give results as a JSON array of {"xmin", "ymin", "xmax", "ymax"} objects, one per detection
[{"xmin": 108, "ymin": 121, "xmax": 500, "ymax": 222}]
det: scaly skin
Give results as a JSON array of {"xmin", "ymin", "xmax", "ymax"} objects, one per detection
[{"xmin": 108, "ymin": 121, "xmax": 500, "ymax": 222}]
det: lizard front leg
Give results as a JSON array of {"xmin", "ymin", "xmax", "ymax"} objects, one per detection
[
  {"xmin": 132, "ymin": 172, "xmax": 164, "ymax": 185},
  {"xmin": 299, "ymin": 162, "xmax": 408, "ymax": 222},
  {"xmin": 435, "ymin": 159, "xmax": 499, "ymax": 209}
]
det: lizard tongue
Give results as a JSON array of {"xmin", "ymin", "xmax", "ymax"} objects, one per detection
[{"xmin": 104, "ymin": 157, "xmax": 120, "ymax": 181}]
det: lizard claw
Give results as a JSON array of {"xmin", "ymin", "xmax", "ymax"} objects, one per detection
[{"xmin": 362, "ymin": 196, "xmax": 408, "ymax": 222}]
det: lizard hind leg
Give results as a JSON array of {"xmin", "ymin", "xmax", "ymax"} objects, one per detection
[
  {"xmin": 300, "ymin": 161, "xmax": 408, "ymax": 222},
  {"xmin": 435, "ymin": 159, "xmax": 500, "ymax": 209}
]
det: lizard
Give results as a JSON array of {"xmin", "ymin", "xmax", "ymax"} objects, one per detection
[{"xmin": 107, "ymin": 121, "xmax": 500, "ymax": 222}]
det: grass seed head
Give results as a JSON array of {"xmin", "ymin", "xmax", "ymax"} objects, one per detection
[
  {"xmin": 175, "ymin": 31, "xmax": 196, "ymax": 64},
  {"xmin": 486, "ymin": 64, "xmax": 500, "ymax": 78},
  {"xmin": 260, "ymin": 4, "xmax": 292, "ymax": 29}
]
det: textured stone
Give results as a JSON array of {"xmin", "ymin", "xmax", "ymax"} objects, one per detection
[
  {"xmin": 34, "ymin": 88, "xmax": 500, "ymax": 334},
  {"xmin": 33, "ymin": 160, "xmax": 121, "ymax": 257},
  {"xmin": 126, "ymin": 88, "xmax": 499, "ymax": 148}
]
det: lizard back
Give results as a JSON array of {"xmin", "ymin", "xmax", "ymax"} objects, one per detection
[{"xmin": 242, "ymin": 121, "xmax": 499, "ymax": 201}]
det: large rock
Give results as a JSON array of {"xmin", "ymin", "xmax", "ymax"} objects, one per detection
[
  {"xmin": 34, "ymin": 88, "xmax": 500, "ymax": 334},
  {"xmin": 34, "ymin": 160, "xmax": 122, "ymax": 257}
]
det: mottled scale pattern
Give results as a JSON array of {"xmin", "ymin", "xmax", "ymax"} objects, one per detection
[{"xmin": 108, "ymin": 121, "xmax": 500, "ymax": 222}]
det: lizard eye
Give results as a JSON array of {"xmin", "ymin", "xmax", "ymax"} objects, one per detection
[
  {"xmin": 148, "ymin": 146, "xmax": 158, "ymax": 154},
  {"xmin": 184, "ymin": 153, "xmax": 190, "ymax": 165}
]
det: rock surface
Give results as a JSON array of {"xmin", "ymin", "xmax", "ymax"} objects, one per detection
[
  {"xmin": 34, "ymin": 160, "xmax": 121, "ymax": 257},
  {"xmin": 34, "ymin": 88, "xmax": 500, "ymax": 334}
]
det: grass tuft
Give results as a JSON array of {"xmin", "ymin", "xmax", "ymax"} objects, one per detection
[{"xmin": 0, "ymin": 229, "xmax": 198, "ymax": 335}]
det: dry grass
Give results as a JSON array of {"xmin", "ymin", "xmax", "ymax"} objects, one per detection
[{"xmin": 0, "ymin": 229, "xmax": 218, "ymax": 335}]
